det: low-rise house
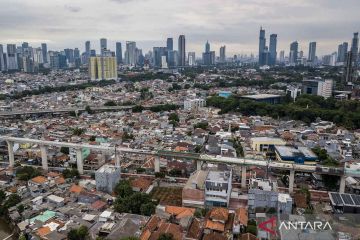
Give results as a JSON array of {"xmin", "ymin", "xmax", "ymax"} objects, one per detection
[
  {"xmin": 131, "ymin": 177, "xmax": 152, "ymax": 192},
  {"xmin": 47, "ymin": 194, "xmax": 65, "ymax": 207}
]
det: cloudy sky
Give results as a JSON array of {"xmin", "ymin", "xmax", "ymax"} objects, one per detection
[{"xmin": 0, "ymin": 0, "xmax": 359, "ymax": 56}]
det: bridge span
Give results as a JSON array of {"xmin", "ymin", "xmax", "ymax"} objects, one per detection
[{"xmin": 0, "ymin": 136, "xmax": 353, "ymax": 194}]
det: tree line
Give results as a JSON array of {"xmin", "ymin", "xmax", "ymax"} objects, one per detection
[{"xmin": 207, "ymin": 94, "xmax": 360, "ymax": 129}]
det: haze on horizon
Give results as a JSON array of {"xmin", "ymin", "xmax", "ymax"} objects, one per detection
[{"xmin": 0, "ymin": 0, "xmax": 359, "ymax": 57}]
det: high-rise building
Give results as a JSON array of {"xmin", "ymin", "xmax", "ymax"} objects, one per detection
[
  {"xmin": 153, "ymin": 47, "xmax": 167, "ymax": 67},
  {"xmin": 125, "ymin": 41, "xmax": 137, "ymax": 66},
  {"xmin": 167, "ymin": 50, "xmax": 178, "ymax": 67},
  {"xmin": 100, "ymin": 38, "xmax": 107, "ymax": 55},
  {"xmin": 258, "ymin": 27, "xmax": 266, "ymax": 65},
  {"xmin": 89, "ymin": 56, "xmax": 117, "ymax": 80},
  {"xmin": 85, "ymin": 41, "xmax": 90, "ymax": 54},
  {"xmin": 302, "ymin": 78, "xmax": 333, "ymax": 99},
  {"xmin": 74, "ymin": 48, "xmax": 80, "ymax": 59},
  {"xmin": 344, "ymin": 51, "xmax": 355, "ymax": 82},
  {"xmin": 308, "ymin": 42, "xmax": 316, "ymax": 63},
  {"xmin": 64, "ymin": 48, "xmax": 75, "ymax": 64},
  {"xmin": 269, "ymin": 34, "xmax": 277, "ymax": 66},
  {"xmin": 95, "ymin": 164, "xmax": 121, "ymax": 194},
  {"xmin": 289, "ymin": 41, "xmax": 298, "ymax": 65},
  {"xmin": 203, "ymin": 41, "xmax": 215, "ymax": 65},
  {"xmin": 351, "ymin": 32, "xmax": 359, "ymax": 68},
  {"xmin": 41, "ymin": 43, "xmax": 48, "ymax": 63},
  {"xmin": 90, "ymin": 49, "xmax": 96, "ymax": 57},
  {"xmin": 337, "ymin": 42, "xmax": 348, "ymax": 63},
  {"xmin": 219, "ymin": 46, "xmax": 226, "ymax": 63},
  {"xmin": 188, "ymin": 52, "xmax": 196, "ymax": 66},
  {"xmin": 167, "ymin": 38, "xmax": 173, "ymax": 51},
  {"xmin": 6, "ymin": 44, "xmax": 18, "ymax": 70},
  {"xmin": 0, "ymin": 45, "xmax": 5, "ymax": 71},
  {"xmin": 116, "ymin": 42, "xmax": 122, "ymax": 64},
  {"xmin": 178, "ymin": 35, "xmax": 186, "ymax": 66},
  {"xmin": 22, "ymin": 56, "xmax": 34, "ymax": 73},
  {"xmin": 279, "ymin": 50, "xmax": 285, "ymax": 63}
]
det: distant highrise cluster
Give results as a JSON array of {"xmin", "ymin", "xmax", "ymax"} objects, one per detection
[
  {"xmin": 258, "ymin": 27, "xmax": 277, "ymax": 66},
  {"xmin": 344, "ymin": 32, "xmax": 359, "ymax": 83}
]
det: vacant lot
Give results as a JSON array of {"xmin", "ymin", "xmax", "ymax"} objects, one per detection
[{"xmin": 150, "ymin": 187, "xmax": 183, "ymax": 206}]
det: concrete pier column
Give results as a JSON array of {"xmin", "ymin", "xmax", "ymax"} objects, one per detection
[
  {"xmin": 196, "ymin": 160, "xmax": 203, "ymax": 171},
  {"xmin": 40, "ymin": 145, "xmax": 48, "ymax": 171},
  {"xmin": 339, "ymin": 175, "xmax": 346, "ymax": 194},
  {"xmin": 115, "ymin": 151, "xmax": 121, "ymax": 167},
  {"xmin": 6, "ymin": 141, "xmax": 15, "ymax": 167},
  {"xmin": 241, "ymin": 165, "xmax": 247, "ymax": 189},
  {"xmin": 289, "ymin": 169, "xmax": 295, "ymax": 194},
  {"xmin": 154, "ymin": 156, "xmax": 160, "ymax": 172},
  {"xmin": 76, "ymin": 148, "xmax": 84, "ymax": 174}
]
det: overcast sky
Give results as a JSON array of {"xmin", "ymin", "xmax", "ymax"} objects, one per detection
[{"xmin": 0, "ymin": 0, "xmax": 359, "ymax": 57}]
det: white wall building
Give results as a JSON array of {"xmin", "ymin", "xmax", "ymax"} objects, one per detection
[
  {"xmin": 248, "ymin": 178, "xmax": 292, "ymax": 215},
  {"xmin": 184, "ymin": 98, "xmax": 206, "ymax": 111},
  {"xmin": 95, "ymin": 164, "xmax": 121, "ymax": 193}
]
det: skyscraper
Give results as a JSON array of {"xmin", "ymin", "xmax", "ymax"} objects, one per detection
[
  {"xmin": 351, "ymin": 32, "xmax": 359, "ymax": 68},
  {"xmin": 308, "ymin": 42, "xmax": 316, "ymax": 63},
  {"xmin": 125, "ymin": 41, "xmax": 137, "ymax": 66},
  {"xmin": 100, "ymin": 38, "xmax": 107, "ymax": 55},
  {"xmin": 6, "ymin": 44, "xmax": 18, "ymax": 70},
  {"xmin": 178, "ymin": 35, "xmax": 186, "ymax": 66},
  {"xmin": 41, "ymin": 43, "xmax": 48, "ymax": 64},
  {"xmin": 258, "ymin": 27, "xmax": 266, "ymax": 65},
  {"xmin": 116, "ymin": 42, "xmax": 123, "ymax": 64},
  {"xmin": 74, "ymin": 48, "xmax": 80, "ymax": 59},
  {"xmin": 219, "ymin": 46, "xmax": 226, "ymax": 63},
  {"xmin": 0, "ymin": 45, "xmax": 5, "ymax": 71},
  {"xmin": 188, "ymin": 52, "xmax": 196, "ymax": 66},
  {"xmin": 279, "ymin": 50, "xmax": 285, "ymax": 63},
  {"xmin": 153, "ymin": 47, "xmax": 167, "ymax": 67},
  {"xmin": 64, "ymin": 48, "xmax": 75, "ymax": 64},
  {"xmin": 203, "ymin": 41, "xmax": 215, "ymax": 65},
  {"xmin": 89, "ymin": 56, "xmax": 117, "ymax": 80},
  {"xmin": 289, "ymin": 41, "xmax": 298, "ymax": 65},
  {"xmin": 167, "ymin": 38, "xmax": 173, "ymax": 51},
  {"xmin": 337, "ymin": 42, "xmax": 348, "ymax": 63},
  {"xmin": 85, "ymin": 41, "xmax": 91, "ymax": 54},
  {"xmin": 269, "ymin": 34, "xmax": 277, "ymax": 66}
]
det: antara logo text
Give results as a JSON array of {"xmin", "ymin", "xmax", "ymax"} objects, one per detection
[{"xmin": 258, "ymin": 216, "xmax": 333, "ymax": 236}]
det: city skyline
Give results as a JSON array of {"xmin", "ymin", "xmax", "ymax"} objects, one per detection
[{"xmin": 0, "ymin": 0, "xmax": 359, "ymax": 56}]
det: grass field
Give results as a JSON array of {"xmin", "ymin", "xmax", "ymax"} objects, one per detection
[{"xmin": 150, "ymin": 187, "xmax": 183, "ymax": 206}]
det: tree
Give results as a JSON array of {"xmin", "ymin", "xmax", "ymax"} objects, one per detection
[
  {"xmin": 158, "ymin": 233, "xmax": 174, "ymax": 240},
  {"xmin": 193, "ymin": 122, "xmax": 208, "ymax": 130},
  {"xmin": 132, "ymin": 105, "xmax": 144, "ymax": 112},
  {"xmin": 72, "ymin": 127, "xmax": 85, "ymax": 136},
  {"xmin": 16, "ymin": 166, "xmax": 41, "ymax": 181},
  {"xmin": 120, "ymin": 237, "xmax": 139, "ymax": 240},
  {"xmin": 17, "ymin": 204, "xmax": 25, "ymax": 213},
  {"xmin": 67, "ymin": 225, "xmax": 89, "ymax": 240},
  {"xmin": 168, "ymin": 113, "xmax": 179, "ymax": 122},
  {"xmin": 0, "ymin": 190, "xmax": 6, "ymax": 204},
  {"xmin": 62, "ymin": 168, "xmax": 80, "ymax": 179},
  {"xmin": 104, "ymin": 100, "xmax": 117, "ymax": 106},
  {"xmin": 60, "ymin": 146, "xmax": 70, "ymax": 155},
  {"xmin": 140, "ymin": 202, "xmax": 156, "ymax": 216},
  {"xmin": 155, "ymin": 172, "xmax": 165, "ymax": 179},
  {"xmin": 18, "ymin": 235, "xmax": 26, "ymax": 240},
  {"xmin": 114, "ymin": 180, "xmax": 133, "ymax": 198},
  {"xmin": 168, "ymin": 169, "xmax": 182, "ymax": 177},
  {"xmin": 85, "ymin": 105, "xmax": 94, "ymax": 114},
  {"xmin": 4, "ymin": 194, "xmax": 21, "ymax": 209}
]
